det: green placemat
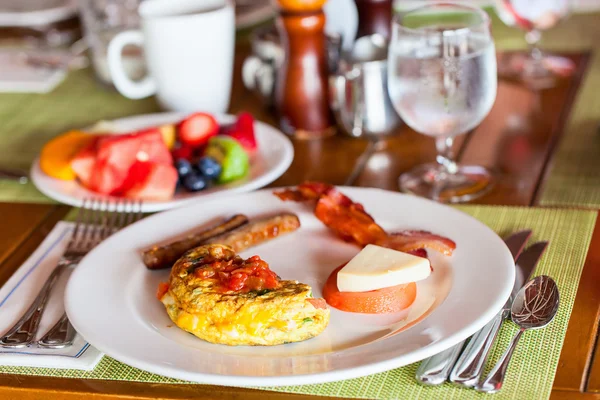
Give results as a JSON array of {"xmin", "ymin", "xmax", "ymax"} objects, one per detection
[
  {"xmin": 481, "ymin": 11, "xmax": 600, "ymax": 209},
  {"xmin": 0, "ymin": 205, "xmax": 596, "ymax": 400},
  {"xmin": 0, "ymin": 68, "xmax": 159, "ymax": 204},
  {"xmin": 538, "ymin": 53, "xmax": 600, "ymax": 208}
]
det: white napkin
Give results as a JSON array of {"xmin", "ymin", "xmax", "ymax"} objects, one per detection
[
  {"xmin": 0, "ymin": 222, "xmax": 103, "ymax": 370},
  {"xmin": 0, "ymin": 50, "xmax": 67, "ymax": 93}
]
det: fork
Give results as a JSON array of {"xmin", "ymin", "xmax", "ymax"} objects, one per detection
[{"xmin": 0, "ymin": 198, "xmax": 143, "ymax": 349}]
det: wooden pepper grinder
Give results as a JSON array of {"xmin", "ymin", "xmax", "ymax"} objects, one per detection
[
  {"xmin": 354, "ymin": 0, "xmax": 393, "ymax": 41},
  {"xmin": 274, "ymin": 0, "xmax": 335, "ymax": 139}
]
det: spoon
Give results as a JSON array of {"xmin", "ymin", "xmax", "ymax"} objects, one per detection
[{"xmin": 476, "ymin": 275, "xmax": 560, "ymax": 393}]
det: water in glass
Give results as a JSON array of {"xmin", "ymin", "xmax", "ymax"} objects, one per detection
[
  {"xmin": 387, "ymin": 3, "xmax": 498, "ymax": 203},
  {"xmin": 389, "ymin": 34, "xmax": 497, "ymax": 138}
]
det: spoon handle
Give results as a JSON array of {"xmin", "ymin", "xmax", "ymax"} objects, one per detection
[{"xmin": 476, "ymin": 328, "xmax": 525, "ymax": 393}]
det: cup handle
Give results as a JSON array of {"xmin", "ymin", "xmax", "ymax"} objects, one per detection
[{"xmin": 107, "ymin": 30, "xmax": 156, "ymax": 99}]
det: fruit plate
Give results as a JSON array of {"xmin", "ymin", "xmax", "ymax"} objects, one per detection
[
  {"xmin": 30, "ymin": 112, "xmax": 294, "ymax": 212},
  {"xmin": 64, "ymin": 187, "xmax": 515, "ymax": 387}
]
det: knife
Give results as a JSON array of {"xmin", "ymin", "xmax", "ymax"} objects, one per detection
[
  {"xmin": 449, "ymin": 241, "xmax": 548, "ymax": 387},
  {"xmin": 0, "ymin": 168, "xmax": 29, "ymax": 184},
  {"xmin": 415, "ymin": 230, "xmax": 532, "ymax": 386}
]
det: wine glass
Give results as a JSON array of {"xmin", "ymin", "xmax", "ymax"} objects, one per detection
[
  {"xmin": 387, "ymin": 3, "xmax": 497, "ymax": 203},
  {"xmin": 494, "ymin": 0, "xmax": 573, "ymax": 88}
]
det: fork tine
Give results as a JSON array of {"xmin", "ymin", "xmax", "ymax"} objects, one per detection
[
  {"xmin": 110, "ymin": 200, "xmax": 122, "ymax": 236},
  {"xmin": 82, "ymin": 198, "xmax": 95, "ymax": 251},
  {"xmin": 135, "ymin": 200, "xmax": 144, "ymax": 222},
  {"xmin": 78, "ymin": 199, "xmax": 95, "ymax": 251},
  {"xmin": 101, "ymin": 201, "xmax": 115, "ymax": 239},
  {"xmin": 125, "ymin": 200, "xmax": 136, "ymax": 227},
  {"xmin": 66, "ymin": 198, "xmax": 88, "ymax": 248},
  {"xmin": 87, "ymin": 198, "xmax": 102, "ymax": 250},
  {"xmin": 100, "ymin": 198, "xmax": 111, "ymax": 242},
  {"xmin": 92, "ymin": 198, "xmax": 107, "ymax": 244},
  {"xmin": 117, "ymin": 199, "xmax": 128, "ymax": 231}
]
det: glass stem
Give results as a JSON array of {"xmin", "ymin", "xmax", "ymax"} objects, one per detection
[
  {"xmin": 435, "ymin": 136, "xmax": 458, "ymax": 175},
  {"xmin": 525, "ymin": 29, "xmax": 544, "ymax": 72}
]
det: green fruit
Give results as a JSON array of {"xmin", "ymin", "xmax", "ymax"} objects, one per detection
[{"xmin": 206, "ymin": 136, "xmax": 249, "ymax": 183}]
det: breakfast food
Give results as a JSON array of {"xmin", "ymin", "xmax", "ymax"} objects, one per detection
[
  {"xmin": 142, "ymin": 213, "xmax": 301, "ymax": 270},
  {"xmin": 177, "ymin": 112, "xmax": 219, "ymax": 147},
  {"xmin": 204, "ymin": 136, "xmax": 249, "ymax": 184},
  {"xmin": 275, "ymin": 182, "xmax": 456, "ymax": 255},
  {"xmin": 276, "ymin": 182, "xmax": 456, "ymax": 314},
  {"xmin": 158, "ymin": 244, "xmax": 330, "ymax": 346},
  {"xmin": 221, "ymin": 112, "xmax": 257, "ymax": 152},
  {"xmin": 40, "ymin": 112, "xmax": 257, "ymax": 201},
  {"xmin": 335, "ymin": 244, "xmax": 431, "ymax": 293},
  {"xmin": 70, "ymin": 128, "xmax": 177, "ymax": 200},
  {"xmin": 40, "ymin": 130, "xmax": 98, "ymax": 180},
  {"xmin": 321, "ymin": 244, "xmax": 430, "ymax": 314},
  {"xmin": 204, "ymin": 213, "xmax": 301, "ymax": 252},
  {"xmin": 323, "ymin": 265, "xmax": 417, "ymax": 314},
  {"xmin": 142, "ymin": 214, "xmax": 249, "ymax": 270}
]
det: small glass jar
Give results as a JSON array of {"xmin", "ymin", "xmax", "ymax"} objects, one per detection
[{"xmin": 78, "ymin": 0, "xmax": 146, "ymax": 87}]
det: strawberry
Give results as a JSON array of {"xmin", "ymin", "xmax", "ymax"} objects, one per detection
[
  {"xmin": 222, "ymin": 112, "xmax": 257, "ymax": 152},
  {"xmin": 171, "ymin": 144, "xmax": 194, "ymax": 161},
  {"xmin": 178, "ymin": 112, "xmax": 219, "ymax": 148}
]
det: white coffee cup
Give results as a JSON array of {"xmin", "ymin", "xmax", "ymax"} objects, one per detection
[{"xmin": 108, "ymin": 0, "xmax": 235, "ymax": 113}]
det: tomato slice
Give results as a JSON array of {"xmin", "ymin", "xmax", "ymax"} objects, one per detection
[{"xmin": 322, "ymin": 265, "xmax": 417, "ymax": 314}]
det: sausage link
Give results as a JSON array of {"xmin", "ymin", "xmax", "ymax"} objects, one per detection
[
  {"xmin": 142, "ymin": 214, "xmax": 249, "ymax": 270},
  {"xmin": 205, "ymin": 213, "xmax": 301, "ymax": 252}
]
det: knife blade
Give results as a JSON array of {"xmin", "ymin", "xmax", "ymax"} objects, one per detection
[
  {"xmin": 449, "ymin": 241, "xmax": 548, "ymax": 387},
  {"xmin": 0, "ymin": 168, "xmax": 29, "ymax": 184},
  {"xmin": 415, "ymin": 230, "xmax": 532, "ymax": 386},
  {"xmin": 504, "ymin": 230, "xmax": 533, "ymax": 262}
]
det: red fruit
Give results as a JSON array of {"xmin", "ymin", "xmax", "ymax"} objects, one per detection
[
  {"xmin": 178, "ymin": 112, "xmax": 219, "ymax": 147},
  {"xmin": 88, "ymin": 159, "xmax": 122, "ymax": 194},
  {"xmin": 113, "ymin": 161, "xmax": 153, "ymax": 195},
  {"xmin": 171, "ymin": 144, "xmax": 194, "ymax": 161},
  {"xmin": 71, "ymin": 139, "xmax": 100, "ymax": 189},
  {"xmin": 223, "ymin": 112, "xmax": 257, "ymax": 152},
  {"xmin": 124, "ymin": 163, "xmax": 178, "ymax": 201},
  {"xmin": 88, "ymin": 130, "xmax": 172, "ymax": 194}
]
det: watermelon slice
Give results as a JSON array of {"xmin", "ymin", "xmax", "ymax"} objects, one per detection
[
  {"xmin": 70, "ymin": 139, "xmax": 100, "ymax": 189},
  {"xmin": 85, "ymin": 130, "xmax": 173, "ymax": 194},
  {"xmin": 124, "ymin": 163, "xmax": 178, "ymax": 201}
]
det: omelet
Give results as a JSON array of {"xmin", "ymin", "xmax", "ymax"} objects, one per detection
[{"xmin": 158, "ymin": 244, "xmax": 330, "ymax": 346}]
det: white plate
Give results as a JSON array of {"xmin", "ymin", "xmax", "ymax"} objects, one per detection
[
  {"xmin": 31, "ymin": 112, "xmax": 294, "ymax": 213},
  {"xmin": 65, "ymin": 187, "xmax": 515, "ymax": 387},
  {"xmin": 0, "ymin": 0, "xmax": 77, "ymax": 27}
]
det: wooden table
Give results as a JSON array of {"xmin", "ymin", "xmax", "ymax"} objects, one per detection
[{"xmin": 1, "ymin": 12, "xmax": 600, "ymax": 400}]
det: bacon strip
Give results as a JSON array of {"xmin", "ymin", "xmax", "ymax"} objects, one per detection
[
  {"xmin": 406, "ymin": 248, "xmax": 428, "ymax": 258},
  {"xmin": 378, "ymin": 231, "xmax": 456, "ymax": 256},
  {"xmin": 274, "ymin": 181, "xmax": 333, "ymax": 202},
  {"xmin": 314, "ymin": 187, "xmax": 387, "ymax": 246},
  {"xmin": 275, "ymin": 182, "xmax": 456, "ymax": 256}
]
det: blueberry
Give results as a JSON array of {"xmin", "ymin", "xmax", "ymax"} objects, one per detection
[
  {"xmin": 175, "ymin": 159, "xmax": 193, "ymax": 177},
  {"xmin": 196, "ymin": 157, "xmax": 222, "ymax": 180},
  {"xmin": 183, "ymin": 173, "xmax": 209, "ymax": 192}
]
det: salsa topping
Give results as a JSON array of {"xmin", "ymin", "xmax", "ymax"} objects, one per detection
[
  {"xmin": 156, "ymin": 282, "xmax": 170, "ymax": 300},
  {"xmin": 194, "ymin": 254, "xmax": 280, "ymax": 293}
]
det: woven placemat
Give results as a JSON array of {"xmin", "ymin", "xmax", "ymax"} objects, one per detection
[
  {"xmin": 0, "ymin": 205, "xmax": 596, "ymax": 400},
  {"xmin": 0, "ymin": 68, "xmax": 159, "ymax": 204},
  {"xmin": 538, "ymin": 54, "xmax": 600, "ymax": 208}
]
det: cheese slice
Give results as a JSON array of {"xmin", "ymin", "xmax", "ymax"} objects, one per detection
[{"xmin": 337, "ymin": 244, "xmax": 431, "ymax": 292}]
